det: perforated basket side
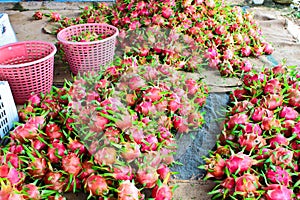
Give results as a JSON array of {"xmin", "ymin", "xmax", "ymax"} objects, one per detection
[
  {"xmin": 0, "ymin": 41, "xmax": 56, "ymax": 104},
  {"xmin": 0, "ymin": 81, "xmax": 19, "ymax": 138},
  {"xmin": 57, "ymin": 23, "xmax": 119, "ymax": 75}
]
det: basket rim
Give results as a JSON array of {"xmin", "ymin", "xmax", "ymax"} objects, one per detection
[
  {"xmin": 0, "ymin": 41, "xmax": 57, "ymax": 69},
  {"xmin": 57, "ymin": 23, "xmax": 119, "ymax": 45}
]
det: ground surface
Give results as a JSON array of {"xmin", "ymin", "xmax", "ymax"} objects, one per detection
[{"xmin": 1, "ymin": 1, "xmax": 300, "ymax": 199}]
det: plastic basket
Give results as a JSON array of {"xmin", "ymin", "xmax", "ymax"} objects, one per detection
[
  {"xmin": 0, "ymin": 41, "xmax": 57, "ymax": 104},
  {"xmin": 0, "ymin": 81, "xmax": 18, "ymax": 138},
  {"xmin": 57, "ymin": 23, "xmax": 119, "ymax": 75}
]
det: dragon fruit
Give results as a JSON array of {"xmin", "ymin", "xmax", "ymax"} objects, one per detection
[
  {"xmin": 226, "ymin": 153, "xmax": 254, "ymax": 174},
  {"xmin": 117, "ymin": 180, "xmax": 141, "ymax": 200},
  {"xmin": 157, "ymin": 164, "xmax": 171, "ymax": 182},
  {"xmin": 47, "ymin": 142, "xmax": 66, "ymax": 164},
  {"xmin": 279, "ymin": 106, "xmax": 299, "ymax": 120},
  {"xmin": 261, "ymin": 117, "xmax": 281, "ymax": 131},
  {"xmin": 266, "ymin": 166, "xmax": 291, "ymax": 186},
  {"xmin": 269, "ymin": 147, "xmax": 293, "ymax": 167},
  {"xmin": 68, "ymin": 140, "xmax": 86, "ymax": 155},
  {"xmin": 152, "ymin": 183, "xmax": 173, "ymax": 200},
  {"xmin": 205, "ymin": 154, "xmax": 226, "ymax": 179},
  {"xmin": 79, "ymin": 160, "xmax": 95, "ymax": 180},
  {"xmin": 94, "ymin": 147, "xmax": 117, "ymax": 166},
  {"xmin": 262, "ymin": 94, "xmax": 283, "ymax": 110},
  {"xmin": 264, "ymin": 78, "xmax": 282, "ymax": 94},
  {"xmin": 22, "ymin": 184, "xmax": 40, "ymax": 200},
  {"xmin": 45, "ymin": 123, "xmax": 63, "ymax": 140},
  {"xmin": 112, "ymin": 165, "xmax": 133, "ymax": 181},
  {"xmin": 220, "ymin": 176, "xmax": 235, "ymax": 195},
  {"xmin": 288, "ymin": 88, "xmax": 300, "ymax": 107},
  {"xmin": 251, "ymin": 107, "xmax": 274, "ymax": 122},
  {"xmin": 264, "ymin": 184, "xmax": 293, "ymax": 200},
  {"xmin": 238, "ymin": 133, "xmax": 266, "ymax": 151},
  {"xmin": 141, "ymin": 134, "xmax": 158, "ymax": 152},
  {"xmin": 28, "ymin": 157, "xmax": 47, "ymax": 178},
  {"xmin": 227, "ymin": 113, "xmax": 248, "ymax": 129},
  {"xmin": 269, "ymin": 134, "xmax": 289, "ymax": 149},
  {"xmin": 62, "ymin": 153, "xmax": 82, "ymax": 176},
  {"xmin": 44, "ymin": 171, "xmax": 67, "ymax": 192},
  {"xmin": 120, "ymin": 142, "xmax": 141, "ymax": 163},
  {"xmin": 136, "ymin": 165, "xmax": 159, "ymax": 188},
  {"xmin": 84, "ymin": 174, "xmax": 108, "ymax": 196},
  {"xmin": 235, "ymin": 173, "xmax": 260, "ymax": 197}
]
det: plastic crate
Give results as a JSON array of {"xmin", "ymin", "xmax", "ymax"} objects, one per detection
[{"xmin": 0, "ymin": 81, "xmax": 18, "ymax": 138}]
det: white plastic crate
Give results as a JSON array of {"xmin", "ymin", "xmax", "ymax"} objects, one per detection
[
  {"xmin": 0, "ymin": 13, "xmax": 18, "ymax": 47},
  {"xmin": 0, "ymin": 81, "xmax": 19, "ymax": 138}
]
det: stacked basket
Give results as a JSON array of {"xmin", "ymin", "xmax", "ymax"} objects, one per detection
[{"xmin": 0, "ymin": 41, "xmax": 57, "ymax": 104}]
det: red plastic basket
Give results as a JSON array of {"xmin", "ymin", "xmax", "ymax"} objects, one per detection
[
  {"xmin": 0, "ymin": 41, "xmax": 56, "ymax": 104},
  {"xmin": 57, "ymin": 23, "xmax": 119, "ymax": 75}
]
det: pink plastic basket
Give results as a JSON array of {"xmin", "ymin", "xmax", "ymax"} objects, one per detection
[
  {"xmin": 57, "ymin": 23, "xmax": 119, "ymax": 75},
  {"xmin": 0, "ymin": 41, "xmax": 56, "ymax": 104}
]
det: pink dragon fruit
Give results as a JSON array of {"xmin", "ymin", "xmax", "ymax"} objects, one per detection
[
  {"xmin": 152, "ymin": 183, "xmax": 173, "ymax": 200},
  {"xmin": 112, "ymin": 165, "xmax": 133, "ymax": 181},
  {"xmin": 120, "ymin": 142, "xmax": 141, "ymax": 163},
  {"xmin": 242, "ymin": 123, "xmax": 262, "ymax": 135},
  {"xmin": 264, "ymin": 184, "xmax": 293, "ymax": 200},
  {"xmin": 240, "ymin": 46, "xmax": 252, "ymax": 57},
  {"xmin": 264, "ymin": 78, "xmax": 282, "ymax": 94},
  {"xmin": 68, "ymin": 140, "xmax": 86, "ymax": 155},
  {"xmin": 235, "ymin": 173, "xmax": 260, "ymax": 197},
  {"xmin": 141, "ymin": 134, "xmax": 158, "ymax": 152},
  {"xmin": 227, "ymin": 113, "xmax": 248, "ymax": 129},
  {"xmin": 47, "ymin": 142, "xmax": 66, "ymax": 164},
  {"xmin": 238, "ymin": 133, "xmax": 266, "ymax": 151},
  {"xmin": 62, "ymin": 153, "xmax": 82, "ymax": 176},
  {"xmin": 45, "ymin": 123, "xmax": 63, "ymax": 140},
  {"xmin": 261, "ymin": 117, "xmax": 281, "ymax": 131},
  {"xmin": 157, "ymin": 164, "xmax": 171, "ymax": 182},
  {"xmin": 135, "ymin": 101, "xmax": 157, "ymax": 116},
  {"xmin": 292, "ymin": 121, "xmax": 300, "ymax": 139},
  {"xmin": 117, "ymin": 180, "xmax": 141, "ymax": 200},
  {"xmin": 262, "ymin": 94, "xmax": 283, "ymax": 110},
  {"xmin": 266, "ymin": 166, "xmax": 291, "ymax": 186},
  {"xmin": 226, "ymin": 152, "xmax": 254, "ymax": 174},
  {"xmin": 269, "ymin": 134, "xmax": 289, "ymax": 149},
  {"xmin": 251, "ymin": 107, "xmax": 273, "ymax": 122},
  {"xmin": 230, "ymin": 101, "xmax": 253, "ymax": 115},
  {"xmin": 79, "ymin": 160, "xmax": 95, "ymax": 180},
  {"xmin": 269, "ymin": 147, "xmax": 293, "ymax": 167},
  {"xmin": 84, "ymin": 174, "xmax": 108, "ymax": 196},
  {"xmin": 221, "ymin": 176, "xmax": 235, "ymax": 195},
  {"xmin": 44, "ymin": 171, "xmax": 66, "ymax": 192},
  {"xmin": 94, "ymin": 147, "xmax": 117, "ymax": 166},
  {"xmin": 288, "ymin": 88, "xmax": 300, "ymax": 107},
  {"xmin": 205, "ymin": 154, "xmax": 226, "ymax": 179},
  {"xmin": 279, "ymin": 106, "xmax": 299, "ymax": 120},
  {"xmin": 172, "ymin": 116, "xmax": 189, "ymax": 133},
  {"xmin": 28, "ymin": 157, "xmax": 47, "ymax": 178},
  {"xmin": 22, "ymin": 184, "xmax": 40, "ymax": 199},
  {"xmin": 136, "ymin": 165, "xmax": 159, "ymax": 188}
]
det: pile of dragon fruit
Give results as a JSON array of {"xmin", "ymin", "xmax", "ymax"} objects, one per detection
[
  {"xmin": 36, "ymin": 0, "xmax": 274, "ymax": 77},
  {"xmin": 0, "ymin": 56, "xmax": 208, "ymax": 199},
  {"xmin": 203, "ymin": 65, "xmax": 300, "ymax": 199}
]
